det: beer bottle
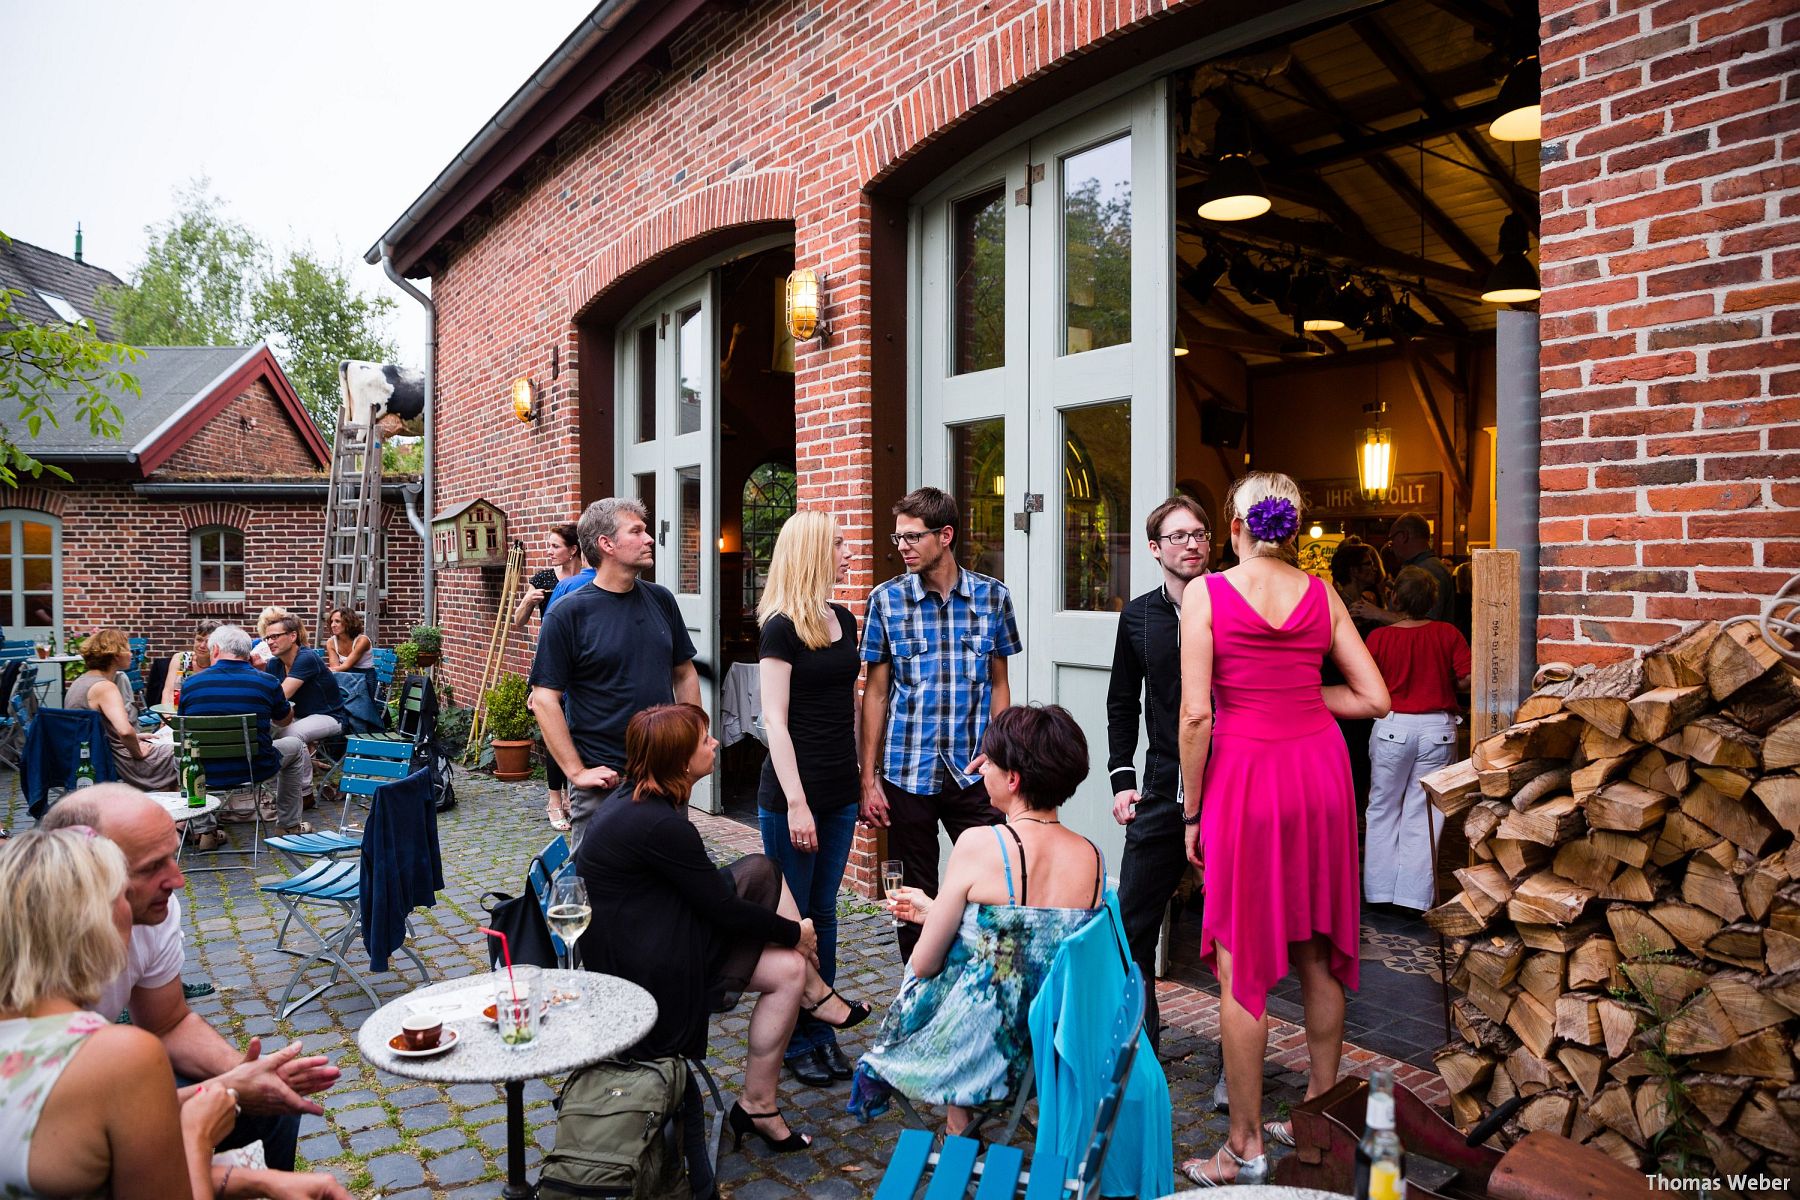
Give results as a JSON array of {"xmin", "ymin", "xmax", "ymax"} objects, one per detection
[
  {"xmin": 182, "ymin": 737, "xmax": 206, "ymax": 807},
  {"xmin": 1353, "ymin": 1068, "xmax": 1403, "ymax": 1200},
  {"xmin": 74, "ymin": 742, "xmax": 95, "ymax": 788}
]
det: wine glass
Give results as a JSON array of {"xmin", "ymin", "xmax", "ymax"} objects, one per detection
[
  {"xmin": 547, "ymin": 875, "xmax": 592, "ymax": 992},
  {"xmin": 881, "ymin": 859, "xmax": 905, "ymax": 929}
]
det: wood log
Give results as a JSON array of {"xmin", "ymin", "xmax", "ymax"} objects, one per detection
[
  {"xmin": 1491, "ymin": 837, "xmax": 1552, "ymax": 880},
  {"xmin": 1653, "ymin": 811, "xmax": 1723, "ymax": 866},
  {"xmin": 1464, "ymin": 799, "xmax": 1507, "ymax": 846},
  {"xmin": 1709, "ymin": 970, "xmax": 1792, "ymax": 1034},
  {"xmin": 1582, "ymin": 724, "xmax": 1640, "ymax": 762},
  {"xmin": 1705, "ymin": 619, "xmax": 1788, "ymax": 701},
  {"xmin": 1761, "ymin": 969, "xmax": 1800, "ymax": 1018},
  {"xmin": 1509, "ymin": 869, "xmax": 1595, "ymax": 925},
  {"xmin": 1451, "ymin": 996, "xmax": 1515, "ymax": 1053},
  {"xmin": 1463, "ymin": 934, "xmax": 1525, "ymax": 989},
  {"xmin": 1568, "ymin": 935, "xmax": 1621, "ymax": 991},
  {"xmin": 1644, "ymin": 621, "xmax": 1720, "ymax": 689},
  {"xmin": 1619, "ymin": 957, "xmax": 1706, "ymax": 1012},
  {"xmin": 1698, "ymin": 1127, "xmax": 1762, "ymax": 1177},
  {"xmin": 1737, "ymin": 1086, "xmax": 1800, "ymax": 1158},
  {"xmin": 1518, "ymin": 951, "xmax": 1568, "ymax": 1007},
  {"xmin": 1515, "ymin": 680, "xmax": 1574, "ymax": 721},
  {"xmin": 1599, "ymin": 865, "xmax": 1659, "ymax": 903},
  {"xmin": 1585, "ymin": 1129, "xmax": 1646, "ymax": 1169},
  {"xmin": 1693, "ymin": 764, "xmax": 1754, "ymax": 799},
  {"xmin": 1426, "ymin": 892, "xmax": 1494, "ymax": 937},
  {"xmin": 1518, "ymin": 1090, "xmax": 1575, "ymax": 1136},
  {"xmin": 1465, "ymin": 973, "xmax": 1515, "ymax": 1025},
  {"xmin": 1684, "ymin": 777, "xmax": 1781, "ymax": 852},
  {"xmin": 1474, "ymin": 713, "xmax": 1583, "ymax": 770},
  {"xmin": 1590, "ymin": 1082, "xmax": 1644, "ymax": 1145},
  {"xmin": 1743, "ymin": 849, "xmax": 1795, "ymax": 922},
  {"xmin": 1607, "ymin": 1050, "xmax": 1657, "ymax": 1083},
  {"xmin": 1512, "ymin": 766, "xmax": 1573, "ymax": 811},
  {"xmin": 1683, "ymin": 854, "xmax": 1749, "ymax": 922},
  {"xmin": 1588, "ymin": 780, "xmax": 1672, "ymax": 832},
  {"xmin": 1480, "ymin": 757, "xmax": 1561, "ymax": 799},
  {"xmin": 1566, "ymin": 658, "xmax": 1648, "ymax": 738},
  {"xmin": 1506, "ymin": 988, "xmax": 1558, "ymax": 1058},
  {"xmin": 1555, "ymin": 993, "xmax": 1605, "ymax": 1046},
  {"xmin": 1422, "ymin": 758, "xmax": 1481, "ymax": 816},
  {"xmin": 1628, "ymin": 746, "xmax": 1692, "ymax": 797},
  {"xmin": 1457, "ymin": 863, "xmax": 1517, "ymax": 908},
  {"xmin": 1768, "ymin": 928, "xmax": 1800, "ymax": 974},
  {"xmin": 1498, "ymin": 794, "xmax": 1585, "ymax": 846},
  {"xmin": 1674, "ymin": 715, "xmax": 1764, "ymax": 770},
  {"xmin": 1517, "ymin": 914, "xmax": 1603, "ymax": 952},
  {"xmin": 1608, "ymin": 904, "xmax": 1678, "ymax": 956},
  {"xmin": 1703, "ymin": 921, "xmax": 1765, "ymax": 969},
  {"xmin": 1486, "ymin": 1062, "xmax": 1516, "ymax": 1109},
  {"xmin": 1766, "ymin": 712, "xmax": 1800, "ymax": 771},
  {"xmin": 1753, "ymin": 773, "xmax": 1800, "ymax": 837},
  {"xmin": 1590, "ymin": 828, "xmax": 1654, "ymax": 868},
  {"xmin": 1555, "ymin": 1045, "xmax": 1604, "ymax": 1098},
  {"xmin": 1632, "ymin": 1077, "xmax": 1676, "ymax": 1141},
  {"xmin": 1598, "ymin": 997, "xmax": 1639, "ymax": 1058},
  {"xmin": 1570, "ymin": 755, "xmax": 1634, "ymax": 800},
  {"xmin": 1684, "ymin": 1073, "xmax": 1750, "ymax": 1128},
  {"xmin": 1772, "ymin": 884, "xmax": 1800, "ymax": 937},
  {"xmin": 1693, "ymin": 837, "xmax": 1739, "ymax": 869},
  {"xmin": 1505, "ymin": 1041, "xmax": 1560, "ymax": 1093},
  {"xmin": 1553, "ymin": 838, "xmax": 1620, "ymax": 892},
  {"xmin": 1694, "ymin": 1026, "xmax": 1798, "ymax": 1081},
  {"xmin": 1652, "ymin": 900, "xmax": 1724, "ymax": 956},
  {"xmin": 1434, "ymin": 1046, "xmax": 1496, "ymax": 1096},
  {"xmin": 1448, "ymin": 1090, "xmax": 1486, "ymax": 1131},
  {"xmin": 1627, "ymin": 684, "xmax": 1711, "ymax": 742},
  {"xmin": 1661, "ymin": 987, "xmax": 1738, "ymax": 1055},
  {"xmin": 1722, "ymin": 663, "xmax": 1800, "ymax": 733}
]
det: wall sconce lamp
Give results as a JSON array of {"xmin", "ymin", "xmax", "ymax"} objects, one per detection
[
  {"xmin": 511, "ymin": 377, "xmax": 538, "ymax": 424},
  {"xmin": 785, "ymin": 268, "xmax": 830, "ymax": 344},
  {"xmin": 1357, "ymin": 402, "xmax": 1394, "ymax": 497}
]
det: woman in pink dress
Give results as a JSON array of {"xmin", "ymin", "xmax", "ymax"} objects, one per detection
[{"xmin": 1176, "ymin": 472, "xmax": 1390, "ymax": 1187}]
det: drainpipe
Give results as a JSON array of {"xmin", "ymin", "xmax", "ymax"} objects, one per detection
[{"xmin": 381, "ymin": 248, "xmax": 436, "ymax": 626}]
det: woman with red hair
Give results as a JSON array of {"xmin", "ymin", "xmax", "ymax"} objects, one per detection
[{"xmin": 575, "ymin": 704, "xmax": 871, "ymax": 1199}]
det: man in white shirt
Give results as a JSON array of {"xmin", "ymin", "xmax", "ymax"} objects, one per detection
[{"xmin": 43, "ymin": 786, "xmax": 347, "ymax": 1196}]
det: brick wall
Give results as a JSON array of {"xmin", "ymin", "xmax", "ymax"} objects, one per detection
[
  {"xmin": 160, "ymin": 379, "xmax": 320, "ymax": 475},
  {"xmin": 1536, "ymin": 0, "xmax": 1800, "ymax": 664}
]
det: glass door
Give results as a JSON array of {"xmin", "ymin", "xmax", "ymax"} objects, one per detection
[
  {"xmin": 0, "ymin": 510, "xmax": 61, "ymax": 646},
  {"xmin": 618, "ymin": 276, "xmax": 721, "ymax": 811}
]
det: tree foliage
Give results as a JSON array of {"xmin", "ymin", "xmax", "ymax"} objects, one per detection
[
  {"xmin": 0, "ymin": 232, "xmax": 138, "ymax": 488},
  {"xmin": 99, "ymin": 182, "xmax": 397, "ymax": 431}
]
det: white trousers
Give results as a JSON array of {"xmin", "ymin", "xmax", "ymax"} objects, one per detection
[{"xmin": 1364, "ymin": 711, "xmax": 1457, "ymax": 910}]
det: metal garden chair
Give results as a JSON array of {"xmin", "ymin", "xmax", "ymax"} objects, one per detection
[{"xmin": 165, "ymin": 713, "xmax": 274, "ymax": 869}]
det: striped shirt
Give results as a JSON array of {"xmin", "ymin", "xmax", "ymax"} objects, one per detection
[
  {"xmin": 862, "ymin": 567, "xmax": 1021, "ymax": 793},
  {"xmin": 177, "ymin": 659, "xmax": 290, "ymax": 786}
]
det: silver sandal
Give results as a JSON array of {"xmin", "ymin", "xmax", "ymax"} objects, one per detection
[
  {"xmin": 1263, "ymin": 1119, "xmax": 1296, "ymax": 1147},
  {"xmin": 1179, "ymin": 1143, "xmax": 1270, "ymax": 1188}
]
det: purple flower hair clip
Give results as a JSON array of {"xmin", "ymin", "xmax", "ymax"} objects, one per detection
[{"xmin": 1245, "ymin": 496, "xmax": 1299, "ymax": 543}]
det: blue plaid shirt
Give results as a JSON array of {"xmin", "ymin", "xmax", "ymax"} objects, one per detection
[{"xmin": 862, "ymin": 567, "xmax": 1022, "ymax": 793}]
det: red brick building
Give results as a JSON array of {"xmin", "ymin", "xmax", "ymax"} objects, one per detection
[
  {"xmin": 369, "ymin": 0, "xmax": 1796, "ymax": 854},
  {"xmin": 1, "ymin": 341, "xmax": 423, "ymax": 663}
]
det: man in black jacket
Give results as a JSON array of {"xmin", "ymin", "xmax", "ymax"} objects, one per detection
[{"xmin": 1108, "ymin": 494, "xmax": 1211, "ymax": 1049}]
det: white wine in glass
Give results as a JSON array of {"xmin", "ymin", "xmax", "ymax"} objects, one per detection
[
  {"xmin": 881, "ymin": 859, "xmax": 905, "ymax": 929},
  {"xmin": 547, "ymin": 875, "xmax": 592, "ymax": 985}
]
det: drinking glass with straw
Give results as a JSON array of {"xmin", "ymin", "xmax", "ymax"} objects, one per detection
[{"xmin": 480, "ymin": 927, "xmax": 536, "ymax": 1050}]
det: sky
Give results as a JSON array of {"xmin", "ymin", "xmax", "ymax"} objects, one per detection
[{"xmin": 1, "ymin": 0, "xmax": 597, "ymax": 365}]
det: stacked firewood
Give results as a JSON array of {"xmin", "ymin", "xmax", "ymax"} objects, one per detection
[{"xmin": 1424, "ymin": 620, "xmax": 1799, "ymax": 1179}]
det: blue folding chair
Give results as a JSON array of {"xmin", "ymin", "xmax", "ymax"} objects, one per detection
[
  {"xmin": 124, "ymin": 637, "xmax": 149, "ymax": 707},
  {"xmin": 872, "ymin": 970, "xmax": 1146, "ymax": 1200},
  {"xmin": 371, "ymin": 648, "xmax": 398, "ymax": 704},
  {"xmin": 0, "ymin": 638, "xmax": 37, "ymax": 662},
  {"xmin": 526, "ymin": 835, "xmax": 574, "ymax": 960}
]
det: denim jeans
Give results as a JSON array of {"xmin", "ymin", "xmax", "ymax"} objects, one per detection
[{"xmin": 757, "ymin": 768, "xmax": 858, "ymax": 1060}]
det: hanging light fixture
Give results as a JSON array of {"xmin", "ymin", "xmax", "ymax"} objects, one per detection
[
  {"xmin": 1357, "ymin": 401, "xmax": 1394, "ymax": 497},
  {"xmin": 1299, "ymin": 273, "xmax": 1346, "ymax": 332},
  {"xmin": 1279, "ymin": 314, "xmax": 1327, "ymax": 359},
  {"xmin": 1481, "ymin": 214, "xmax": 1542, "ymax": 303},
  {"xmin": 1197, "ymin": 106, "xmax": 1271, "ymax": 222},
  {"xmin": 1490, "ymin": 56, "xmax": 1541, "ymax": 142}
]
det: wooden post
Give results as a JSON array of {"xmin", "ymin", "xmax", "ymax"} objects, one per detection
[{"xmin": 1473, "ymin": 549, "xmax": 1521, "ymax": 741}]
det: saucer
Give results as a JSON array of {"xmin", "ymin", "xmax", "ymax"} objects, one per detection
[{"xmin": 388, "ymin": 1027, "xmax": 459, "ymax": 1057}]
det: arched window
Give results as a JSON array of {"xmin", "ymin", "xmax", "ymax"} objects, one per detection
[
  {"xmin": 0, "ymin": 509, "xmax": 62, "ymax": 637},
  {"xmin": 741, "ymin": 462, "xmax": 796, "ymax": 611},
  {"xmin": 190, "ymin": 526, "xmax": 246, "ymax": 601}
]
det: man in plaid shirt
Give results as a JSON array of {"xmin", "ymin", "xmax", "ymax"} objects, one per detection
[{"xmin": 860, "ymin": 487, "xmax": 1022, "ymax": 957}]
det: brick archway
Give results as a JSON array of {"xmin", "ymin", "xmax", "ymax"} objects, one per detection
[
  {"xmin": 566, "ymin": 170, "xmax": 797, "ymax": 316},
  {"xmin": 180, "ymin": 501, "xmax": 256, "ymax": 533},
  {"xmin": 0, "ymin": 486, "xmax": 68, "ymax": 517}
]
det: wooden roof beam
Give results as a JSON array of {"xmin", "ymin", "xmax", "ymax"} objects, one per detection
[{"xmin": 1284, "ymin": 97, "xmax": 1513, "ymax": 172}]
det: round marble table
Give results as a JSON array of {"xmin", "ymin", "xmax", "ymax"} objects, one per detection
[
  {"xmin": 146, "ymin": 790, "xmax": 221, "ymax": 824},
  {"xmin": 358, "ymin": 968, "xmax": 656, "ymax": 1199}
]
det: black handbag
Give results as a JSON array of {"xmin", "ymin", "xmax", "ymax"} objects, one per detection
[{"xmin": 480, "ymin": 886, "xmax": 560, "ymax": 970}]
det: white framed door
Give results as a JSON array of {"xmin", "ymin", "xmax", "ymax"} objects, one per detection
[
  {"xmin": 915, "ymin": 83, "xmax": 1172, "ymax": 861},
  {"xmin": 618, "ymin": 276, "xmax": 722, "ymax": 811},
  {"xmin": 0, "ymin": 510, "xmax": 62, "ymax": 645}
]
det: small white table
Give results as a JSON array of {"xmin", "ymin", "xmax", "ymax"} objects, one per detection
[
  {"xmin": 358, "ymin": 968, "xmax": 656, "ymax": 1199},
  {"xmin": 146, "ymin": 790, "xmax": 222, "ymax": 824}
]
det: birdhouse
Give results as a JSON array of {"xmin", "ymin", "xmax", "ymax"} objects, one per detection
[{"xmin": 432, "ymin": 498, "xmax": 509, "ymax": 569}]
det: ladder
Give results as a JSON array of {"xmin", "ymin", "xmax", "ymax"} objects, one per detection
[{"xmin": 314, "ymin": 419, "xmax": 384, "ymax": 647}]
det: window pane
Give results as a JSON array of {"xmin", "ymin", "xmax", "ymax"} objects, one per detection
[
  {"xmin": 21, "ymin": 521, "xmax": 52, "ymax": 555},
  {"xmin": 24, "ymin": 594, "xmax": 53, "ymax": 626},
  {"xmin": 1062, "ymin": 136, "xmax": 1132, "ymax": 355},
  {"xmin": 22, "ymin": 556, "xmax": 51, "ymax": 592},
  {"xmin": 0, "ymin": 558, "xmax": 11, "ymax": 593},
  {"xmin": 635, "ymin": 472, "xmax": 657, "ymax": 584},
  {"xmin": 741, "ymin": 463, "xmax": 797, "ymax": 611},
  {"xmin": 0, "ymin": 523, "xmax": 10, "ymax": 554},
  {"xmin": 952, "ymin": 185, "xmax": 1006, "ymax": 375},
  {"xmin": 199, "ymin": 529, "xmax": 220, "ymax": 561},
  {"xmin": 636, "ymin": 324, "xmax": 656, "ymax": 443},
  {"xmin": 222, "ymin": 529, "xmax": 244, "ymax": 563},
  {"xmin": 201, "ymin": 565, "xmax": 222, "ymax": 593},
  {"xmin": 950, "ymin": 419, "xmax": 1007, "ymax": 581},
  {"xmin": 677, "ymin": 306, "xmax": 703, "ymax": 435},
  {"xmin": 1061, "ymin": 401, "xmax": 1132, "ymax": 611},
  {"xmin": 677, "ymin": 466, "xmax": 701, "ymax": 594},
  {"xmin": 223, "ymin": 565, "xmax": 244, "ymax": 593}
]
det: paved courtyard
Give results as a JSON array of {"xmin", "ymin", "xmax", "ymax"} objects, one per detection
[{"xmin": 5, "ymin": 770, "xmax": 1450, "ymax": 1197}]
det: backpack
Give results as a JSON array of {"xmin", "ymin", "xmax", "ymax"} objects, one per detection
[{"xmin": 537, "ymin": 1057, "xmax": 692, "ymax": 1200}]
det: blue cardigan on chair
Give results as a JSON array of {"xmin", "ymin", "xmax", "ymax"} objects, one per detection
[{"xmin": 21, "ymin": 708, "xmax": 119, "ymax": 817}]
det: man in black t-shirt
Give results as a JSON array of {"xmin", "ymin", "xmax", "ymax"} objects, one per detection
[{"xmin": 529, "ymin": 497, "xmax": 700, "ymax": 846}]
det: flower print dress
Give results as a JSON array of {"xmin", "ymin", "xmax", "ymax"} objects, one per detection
[{"xmin": 1, "ymin": 1010, "xmax": 107, "ymax": 1199}]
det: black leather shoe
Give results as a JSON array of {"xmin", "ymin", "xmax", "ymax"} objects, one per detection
[
  {"xmin": 787, "ymin": 1047, "xmax": 833, "ymax": 1087},
  {"xmin": 820, "ymin": 1042, "xmax": 854, "ymax": 1081}
]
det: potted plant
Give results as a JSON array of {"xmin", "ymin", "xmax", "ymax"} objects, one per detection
[
  {"xmin": 482, "ymin": 672, "xmax": 536, "ymax": 781},
  {"xmin": 409, "ymin": 624, "xmax": 444, "ymax": 668}
]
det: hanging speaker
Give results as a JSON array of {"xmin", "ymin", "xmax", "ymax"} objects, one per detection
[{"xmin": 1201, "ymin": 406, "xmax": 1247, "ymax": 449}]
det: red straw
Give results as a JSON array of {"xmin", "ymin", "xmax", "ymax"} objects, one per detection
[{"xmin": 479, "ymin": 927, "xmax": 517, "ymax": 1000}]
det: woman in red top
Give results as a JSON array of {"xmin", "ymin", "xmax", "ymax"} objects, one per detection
[{"xmin": 1363, "ymin": 566, "xmax": 1470, "ymax": 911}]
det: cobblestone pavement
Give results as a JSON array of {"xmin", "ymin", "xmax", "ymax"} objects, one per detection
[{"xmin": 6, "ymin": 771, "xmax": 1450, "ymax": 1197}]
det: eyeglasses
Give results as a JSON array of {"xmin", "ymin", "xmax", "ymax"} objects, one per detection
[
  {"xmin": 889, "ymin": 527, "xmax": 946, "ymax": 547},
  {"xmin": 1155, "ymin": 529, "xmax": 1211, "ymax": 546}
]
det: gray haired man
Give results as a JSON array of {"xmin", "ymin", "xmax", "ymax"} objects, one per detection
[{"xmin": 528, "ymin": 497, "xmax": 700, "ymax": 845}]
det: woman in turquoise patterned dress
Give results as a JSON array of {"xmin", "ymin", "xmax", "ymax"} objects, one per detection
[{"xmin": 850, "ymin": 705, "xmax": 1104, "ymax": 1134}]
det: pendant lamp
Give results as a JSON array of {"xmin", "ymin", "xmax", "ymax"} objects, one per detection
[
  {"xmin": 1490, "ymin": 57, "xmax": 1541, "ymax": 142},
  {"xmin": 1357, "ymin": 402, "xmax": 1394, "ymax": 497},
  {"xmin": 1481, "ymin": 214, "xmax": 1542, "ymax": 304},
  {"xmin": 1197, "ymin": 108, "xmax": 1271, "ymax": 222}
]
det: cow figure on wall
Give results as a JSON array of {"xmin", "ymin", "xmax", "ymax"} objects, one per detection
[{"xmin": 339, "ymin": 360, "xmax": 425, "ymax": 438}]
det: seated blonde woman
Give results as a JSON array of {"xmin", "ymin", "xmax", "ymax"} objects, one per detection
[
  {"xmin": 0, "ymin": 828, "xmax": 236, "ymax": 1198},
  {"xmin": 66, "ymin": 628, "xmax": 177, "ymax": 793}
]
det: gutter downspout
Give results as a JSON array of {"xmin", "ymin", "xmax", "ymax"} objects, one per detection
[{"xmin": 382, "ymin": 248, "xmax": 436, "ymax": 626}]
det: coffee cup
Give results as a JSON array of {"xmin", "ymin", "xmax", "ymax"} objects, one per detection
[{"xmin": 399, "ymin": 1015, "xmax": 443, "ymax": 1050}]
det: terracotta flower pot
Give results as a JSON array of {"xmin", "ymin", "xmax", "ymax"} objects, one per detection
[
  {"xmin": 414, "ymin": 650, "xmax": 441, "ymax": 668},
  {"xmin": 491, "ymin": 738, "xmax": 535, "ymax": 781}
]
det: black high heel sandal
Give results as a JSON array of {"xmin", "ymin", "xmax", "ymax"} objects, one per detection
[
  {"xmin": 728, "ymin": 1101, "xmax": 811, "ymax": 1153},
  {"xmin": 801, "ymin": 987, "xmax": 872, "ymax": 1030}
]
